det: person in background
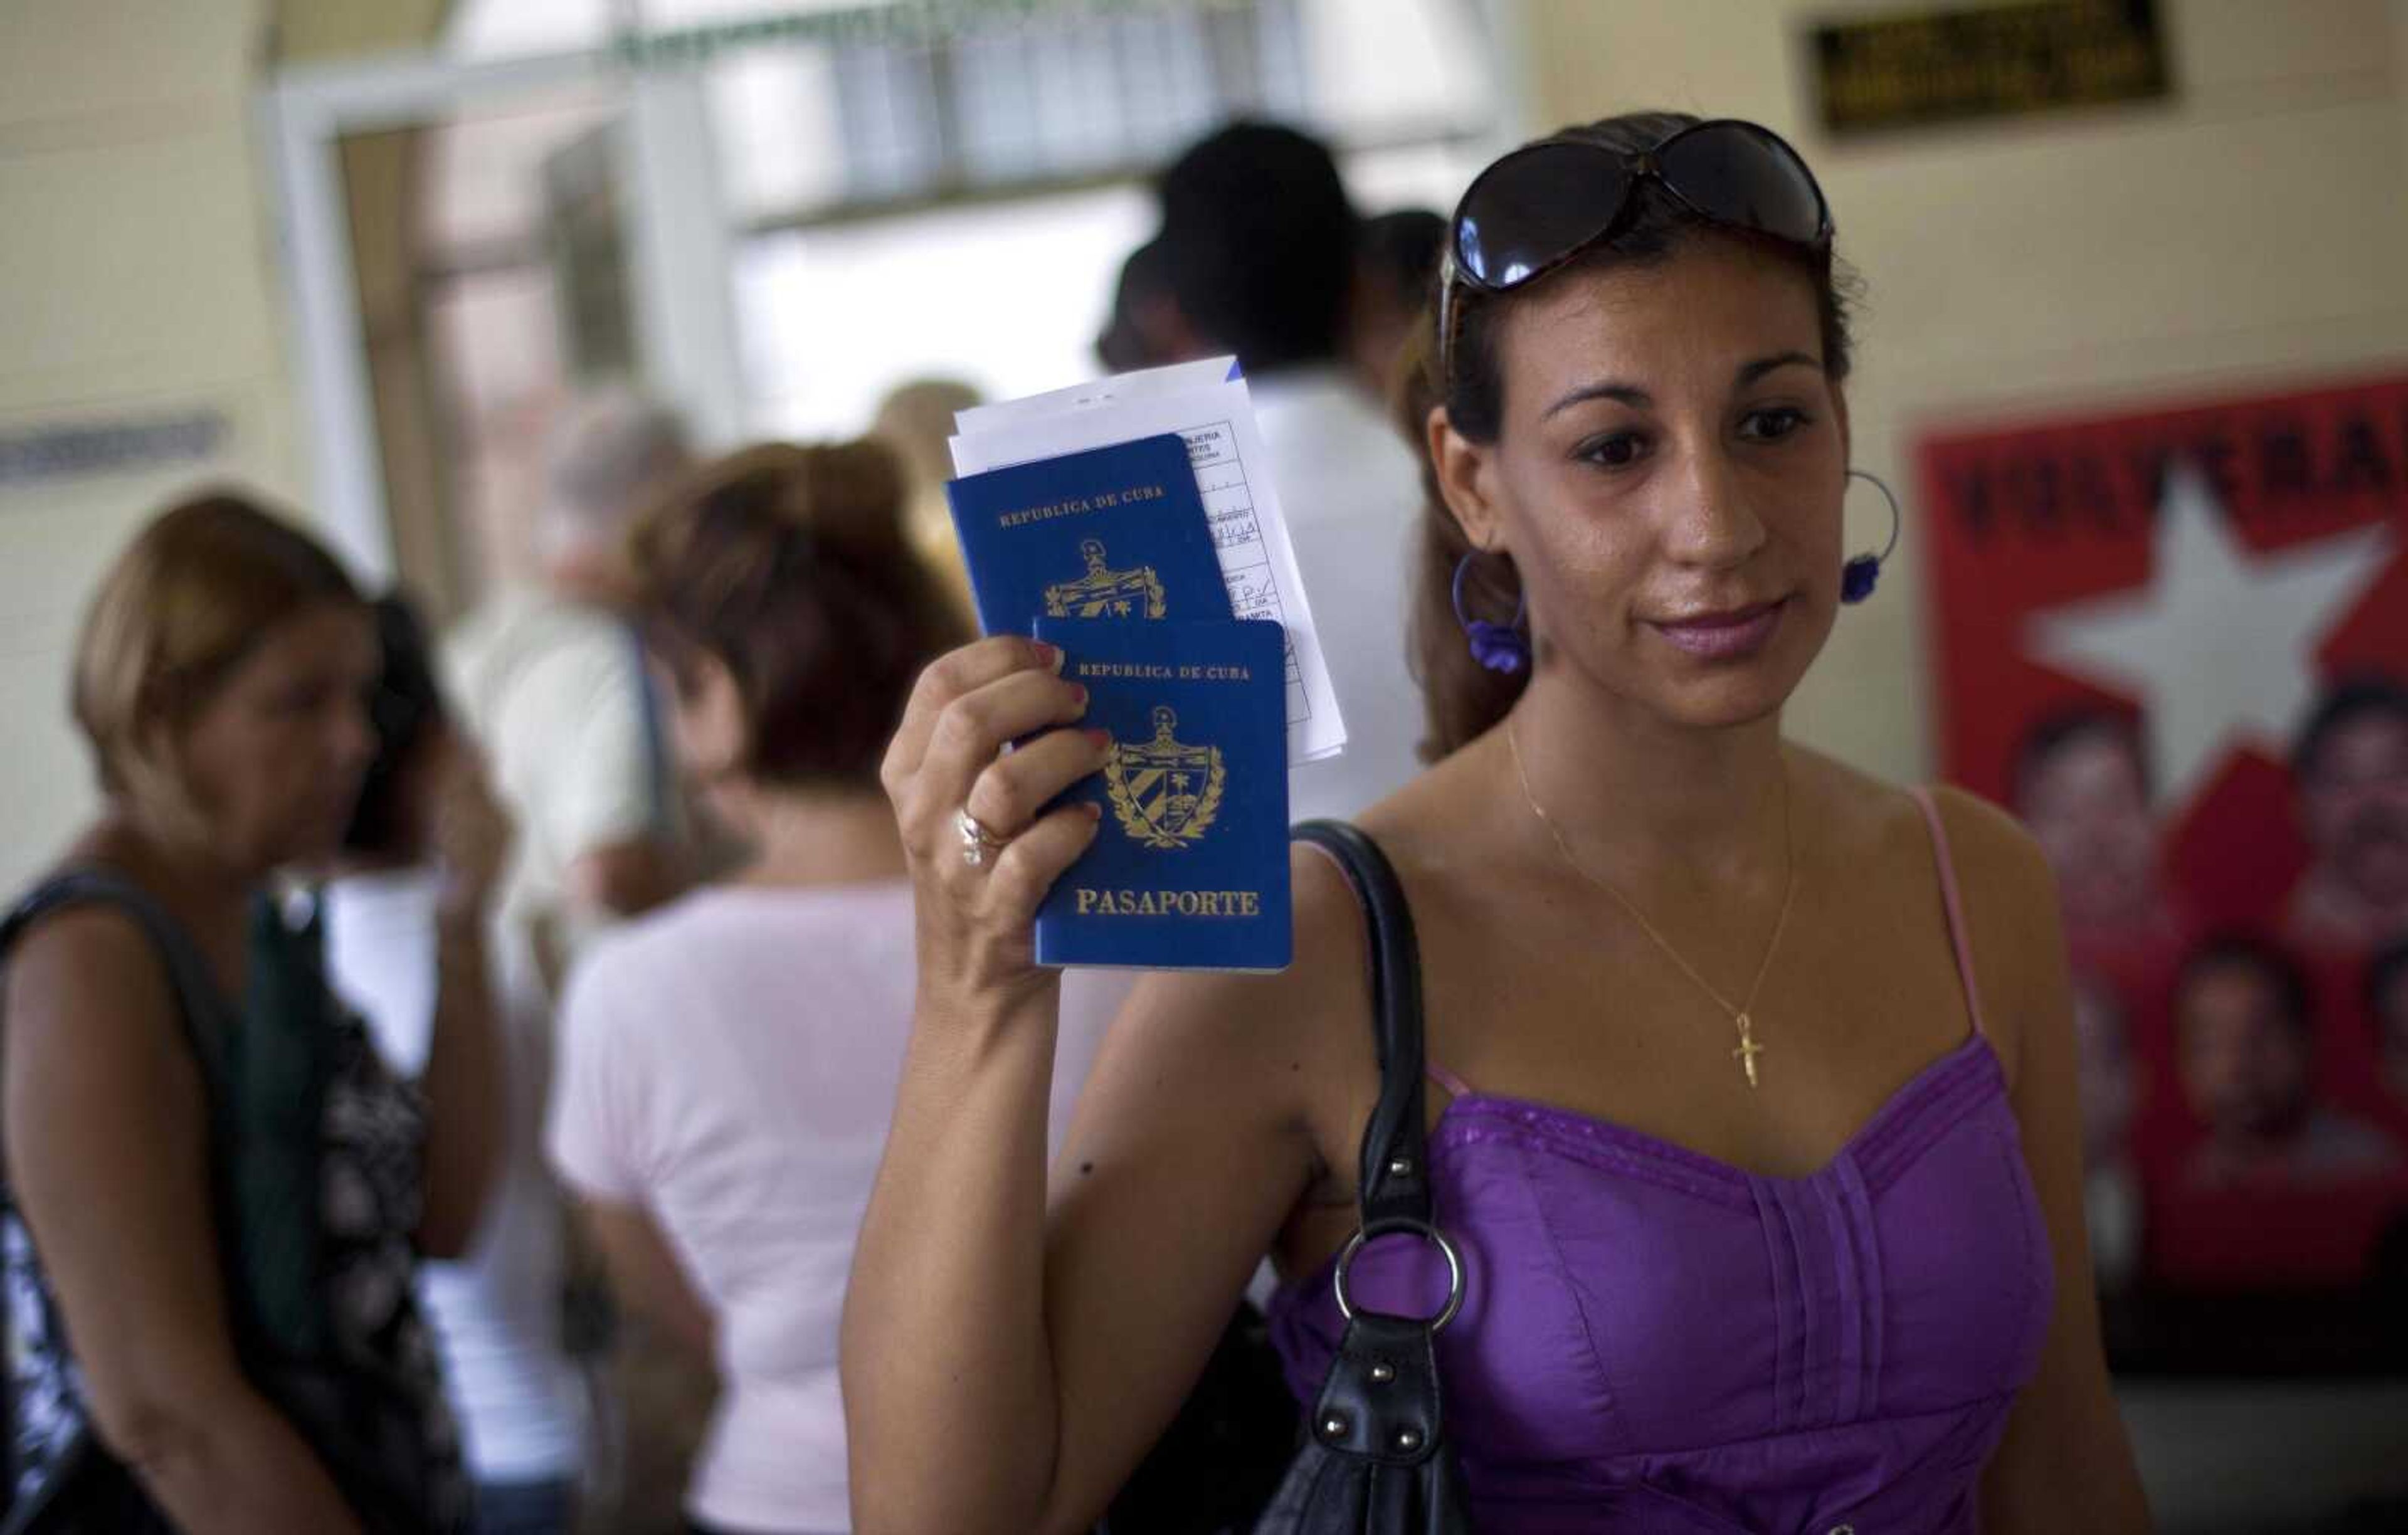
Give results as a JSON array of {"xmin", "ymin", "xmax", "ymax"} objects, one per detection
[
  {"xmin": 547, "ymin": 440, "xmax": 1131, "ymax": 1534},
  {"xmin": 2012, "ymin": 708, "xmax": 2177, "ymax": 949},
  {"xmin": 1151, "ymin": 120, "xmax": 1427, "ymax": 821},
  {"xmin": 551, "ymin": 440, "xmax": 1122, "ymax": 1535},
  {"xmin": 445, "ymin": 387, "xmax": 695, "ymax": 1531},
  {"xmin": 870, "ymin": 376, "xmax": 985, "ymax": 628},
  {"xmin": 1345, "ymin": 208, "xmax": 1446, "ymax": 407},
  {"xmin": 2286, "ymin": 676, "xmax": 2408, "ymax": 956},
  {"xmin": 1094, "ymin": 238, "xmax": 1201, "ymax": 374},
  {"xmin": 448, "ymin": 386, "xmax": 692, "ymax": 992},
  {"xmin": 325, "ymin": 595, "xmax": 584, "ymax": 1535},
  {"xmin": 2175, "ymin": 934, "xmax": 2401, "ymax": 1188},
  {"xmin": 1, "ymin": 493, "xmax": 504, "ymax": 1532}
]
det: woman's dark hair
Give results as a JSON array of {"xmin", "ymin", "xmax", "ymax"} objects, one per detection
[
  {"xmin": 1154, "ymin": 120, "xmax": 1356, "ymax": 373},
  {"xmin": 1097, "ymin": 237, "xmax": 1173, "ymax": 373},
  {"xmin": 344, "ymin": 592, "xmax": 447, "ymax": 860},
  {"xmin": 1359, "ymin": 208, "xmax": 1447, "ymax": 315},
  {"xmin": 629, "ymin": 440, "xmax": 968, "ymax": 789},
  {"xmin": 1400, "ymin": 110, "xmax": 1859, "ymax": 761}
]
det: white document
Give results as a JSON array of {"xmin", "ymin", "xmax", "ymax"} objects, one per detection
[
  {"xmin": 949, "ymin": 359, "xmax": 1348, "ymax": 766},
  {"xmin": 950, "ymin": 357, "xmax": 1241, "ymax": 437}
]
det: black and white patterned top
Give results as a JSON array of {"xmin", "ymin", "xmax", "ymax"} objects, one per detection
[{"xmin": 1, "ymin": 875, "xmax": 469, "ymax": 1532}]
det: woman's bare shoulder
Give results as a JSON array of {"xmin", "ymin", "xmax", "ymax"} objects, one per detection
[
  {"xmin": 1122, "ymin": 839, "xmax": 1378, "ymax": 1066},
  {"xmin": 1792, "ymin": 752, "xmax": 2064, "ymax": 1057},
  {"xmin": 3, "ymin": 902, "xmax": 196, "ymax": 1134},
  {"xmin": 1896, "ymin": 775, "xmax": 2056, "ymax": 924},
  {"xmin": 5, "ymin": 850, "xmax": 171, "ymax": 1008},
  {"xmin": 1787, "ymin": 747, "xmax": 2044, "ymax": 877},
  {"xmin": 1915, "ymin": 782, "xmax": 2065, "ymax": 1031}
]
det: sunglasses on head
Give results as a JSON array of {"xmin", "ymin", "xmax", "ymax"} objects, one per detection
[{"xmin": 1437, "ymin": 119, "xmax": 1833, "ymax": 385}]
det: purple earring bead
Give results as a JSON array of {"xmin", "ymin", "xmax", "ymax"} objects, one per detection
[
  {"xmin": 1840, "ymin": 554, "xmax": 1881, "ymax": 604},
  {"xmin": 1840, "ymin": 468, "xmax": 1901, "ymax": 606},
  {"xmin": 1467, "ymin": 620, "xmax": 1529, "ymax": 674},
  {"xmin": 1452, "ymin": 553, "xmax": 1529, "ymax": 673}
]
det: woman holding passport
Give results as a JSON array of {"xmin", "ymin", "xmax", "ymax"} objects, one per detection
[{"xmin": 847, "ymin": 111, "xmax": 2151, "ymax": 1534}]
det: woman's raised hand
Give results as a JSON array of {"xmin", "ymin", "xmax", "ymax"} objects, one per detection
[
  {"xmin": 881, "ymin": 636, "xmax": 1111, "ymax": 1003},
  {"xmin": 429, "ymin": 731, "xmax": 514, "ymax": 925}
]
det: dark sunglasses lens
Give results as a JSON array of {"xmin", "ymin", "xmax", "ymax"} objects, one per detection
[
  {"xmin": 1661, "ymin": 124, "xmax": 1827, "ymax": 245},
  {"xmin": 1455, "ymin": 144, "xmax": 1626, "ymax": 288}
]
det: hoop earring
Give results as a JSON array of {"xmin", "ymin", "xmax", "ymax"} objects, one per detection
[
  {"xmin": 1451, "ymin": 552, "xmax": 1529, "ymax": 673},
  {"xmin": 1841, "ymin": 468, "xmax": 1903, "ymax": 605}
]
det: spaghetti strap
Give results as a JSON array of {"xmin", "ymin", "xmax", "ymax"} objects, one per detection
[
  {"xmin": 1425, "ymin": 1062, "xmax": 1472, "ymax": 1100},
  {"xmin": 1908, "ymin": 788, "xmax": 1989, "ymax": 1038}
]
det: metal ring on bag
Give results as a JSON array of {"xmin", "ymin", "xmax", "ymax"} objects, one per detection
[{"xmin": 1331, "ymin": 1217, "xmax": 1466, "ymax": 1333}]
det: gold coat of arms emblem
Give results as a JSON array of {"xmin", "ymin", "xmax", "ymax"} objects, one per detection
[
  {"xmin": 1045, "ymin": 538, "xmax": 1168, "ymax": 619},
  {"xmin": 1105, "ymin": 705, "xmax": 1227, "ymax": 850}
]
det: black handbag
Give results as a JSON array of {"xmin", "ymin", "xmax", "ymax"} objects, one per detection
[
  {"xmin": 1097, "ymin": 1300, "xmax": 1299, "ymax": 1535},
  {"xmin": 1250, "ymin": 821, "xmax": 1476, "ymax": 1534}
]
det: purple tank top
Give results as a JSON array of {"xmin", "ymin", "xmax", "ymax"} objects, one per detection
[{"xmin": 1267, "ymin": 791, "xmax": 2054, "ymax": 1534}]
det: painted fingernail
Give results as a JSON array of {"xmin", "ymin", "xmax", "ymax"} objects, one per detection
[
  {"xmin": 1084, "ymin": 801, "xmax": 1104, "ymax": 821},
  {"xmin": 1069, "ymin": 683, "xmax": 1089, "ymax": 710},
  {"xmin": 1032, "ymin": 641, "xmax": 1064, "ymax": 672},
  {"xmin": 1084, "ymin": 727, "xmax": 1111, "ymax": 751}
]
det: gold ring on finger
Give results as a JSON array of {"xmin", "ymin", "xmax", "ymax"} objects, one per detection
[{"xmin": 955, "ymin": 805, "xmax": 1010, "ymax": 868}]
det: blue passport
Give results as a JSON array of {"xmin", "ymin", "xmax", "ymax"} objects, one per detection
[
  {"xmin": 945, "ymin": 433, "xmax": 1231, "ymax": 636},
  {"xmin": 1033, "ymin": 617, "xmax": 1292, "ymax": 972}
]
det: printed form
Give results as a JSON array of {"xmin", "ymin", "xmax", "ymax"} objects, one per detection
[{"xmin": 949, "ymin": 358, "xmax": 1348, "ymax": 766}]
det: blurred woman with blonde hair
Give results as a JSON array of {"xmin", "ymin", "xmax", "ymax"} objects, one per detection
[
  {"xmin": 1, "ymin": 492, "xmax": 509, "ymax": 1532},
  {"xmin": 870, "ymin": 377, "xmax": 982, "ymax": 626}
]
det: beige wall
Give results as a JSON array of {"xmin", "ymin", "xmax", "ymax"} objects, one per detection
[
  {"xmin": 0, "ymin": 1, "xmax": 292, "ymax": 891},
  {"xmin": 1513, "ymin": 0, "xmax": 2408, "ymax": 790},
  {"xmin": 0, "ymin": 0, "xmax": 443, "ymax": 893}
]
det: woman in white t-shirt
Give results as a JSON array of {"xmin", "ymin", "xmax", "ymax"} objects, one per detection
[{"xmin": 547, "ymin": 441, "xmax": 1119, "ymax": 1535}]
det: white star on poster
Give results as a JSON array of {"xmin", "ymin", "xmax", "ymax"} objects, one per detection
[{"xmin": 2024, "ymin": 463, "xmax": 2393, "ymax": 807}]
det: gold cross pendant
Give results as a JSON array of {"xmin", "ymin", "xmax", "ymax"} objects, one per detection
[{"xmin": 1732, "ymin": 1013, "xmax": 1765, "ymax": 1090}]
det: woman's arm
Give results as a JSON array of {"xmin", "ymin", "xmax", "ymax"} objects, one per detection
[
  {"xmin": 416, "ymin": 910, "xmax": 504, "ymax": 1258},
  {"xmin": 4, "ymin": 909, "xmax": 366, "ymax": 1534},
  {"xmin": 576, "ymin": 1198, "xmax": 715, "ymax": 1360},
  {"xmin": 841, "ymin": 638, "xmax": 1363, "ymax": 1535},
  {"xmin": 415, "ymin": 738, "xmax": 513, "ymax": 1259},
  {"xmin": 1936, "ymin": 791, "xmax": 2153, "ymax": 1533}
]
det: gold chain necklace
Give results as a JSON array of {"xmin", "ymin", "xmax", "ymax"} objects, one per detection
[{"xmin": 1505, "ymin": 719, "xmax": 1800, "ymax": 1089}]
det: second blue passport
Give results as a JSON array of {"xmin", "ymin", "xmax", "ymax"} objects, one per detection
[{"xmin": 1033, "ymin": 617, "xmax": 1291, "ymax": 973}]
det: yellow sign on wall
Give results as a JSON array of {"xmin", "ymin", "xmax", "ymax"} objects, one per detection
[{"xmin": 1810, "ymin": 0, "xmax": 2170, "ymax": 137}]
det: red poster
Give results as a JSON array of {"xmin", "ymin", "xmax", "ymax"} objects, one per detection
[{"xmin": 1918, "ymin": 375, "xmax": 2408, "ymax": 1303}]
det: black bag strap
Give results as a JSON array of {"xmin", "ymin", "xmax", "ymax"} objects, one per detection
[
  {"xmin": 0, "ymin": 868, "xmax": 233, "ymax": 1067},
  {"xmin": 1290, "ymin": 820, "xmax": 1432, "ymax": 1230},
  {"xmin": 1272, "ymin": 823, "xmax": 1473, "ymax": 1510}
]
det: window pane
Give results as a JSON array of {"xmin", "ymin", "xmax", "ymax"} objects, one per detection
[
  {"xmin": 736, "ymin": 186, "xmax": 1154, "ymax": 440},
  {"xmin": 1343, "ymin": 139, "xmax": 1490, "ymax": 220},
  {"xmin": 1300, "ymin": 0, "xmax": 1490, "ymax": 131},
  {"xmin": 710, "ymin": 46, "xmax": 849, "ymax": 219},
  {"xmin": 446, "ymin": 0, "xmax": 606, "ymax": 58}
]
